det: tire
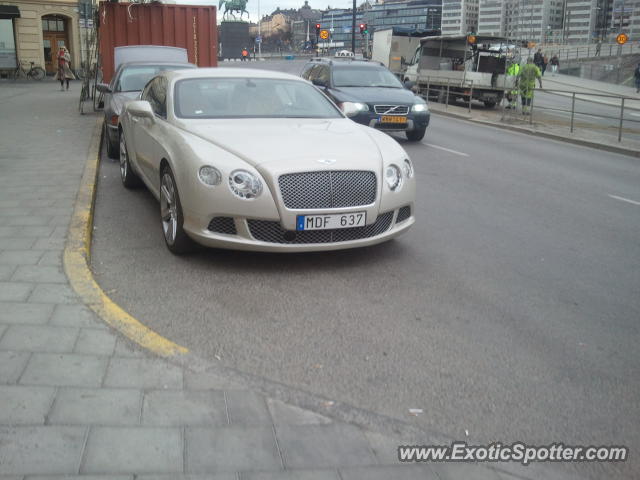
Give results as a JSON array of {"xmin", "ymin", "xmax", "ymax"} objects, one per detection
[
  {"xmin": 160, "ymin": 167, "xmax": 195, "ymax": 255},
  {"xmin": 484, "ymin": 101, "xmax": 497, "ymax": 108},
  {"xmin": 104, "ymin": 123, "xmax": 119, "ymax": 159},
  {"xmin": 119, "ymin": 131, "xmax": 142, "ymax": 189},
  {"xmin": 406, "ymin": 127, "xmax": 426, "ymax": 142},
  {"xmin": 31, "ymin": 67, "xmax": 46, "ymax": 81}
]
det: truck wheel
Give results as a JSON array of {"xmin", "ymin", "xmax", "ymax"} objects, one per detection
[
  {"xmin": 484, "ymin": 101, "xmax": 497, "ymax": 108},
  {"xmin": 406, "ymin": 127, "xmax": 426, "ymax": 142}
]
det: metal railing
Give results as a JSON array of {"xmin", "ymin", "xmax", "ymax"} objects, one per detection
[
  {"xmin": 540, "ymin": 42, "xmax": 640, "ymax": 61},
  {"xmin": 415, "ymin": 76, "xmax": 511, "ymax": 114},
  {"xmin": 505, "ymin": 89, "xmax": 640, "ymax": 142}
]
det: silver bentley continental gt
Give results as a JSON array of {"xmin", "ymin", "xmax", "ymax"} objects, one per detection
[{"xmin": 118, "ymin": 68, "xmax": 415, "ymax": 254}]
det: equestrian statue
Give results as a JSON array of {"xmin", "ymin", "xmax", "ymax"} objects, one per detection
[{"xmin": 219, "ymin": 0, "xmax": 249, "ymax": 20}]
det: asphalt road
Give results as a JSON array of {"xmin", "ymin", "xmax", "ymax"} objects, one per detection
[{"xmin": 92, "ymin": 62, "xmax": 640, "ymax": 479}]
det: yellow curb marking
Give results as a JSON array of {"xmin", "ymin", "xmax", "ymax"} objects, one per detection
[{"xmin": 63, "ymin": 118, "xmax": 188, "ymax": 357}]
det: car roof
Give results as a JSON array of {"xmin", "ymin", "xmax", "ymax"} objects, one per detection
[
  {"xmin": 163, "ymin": 67, "xmax": 305, "ymax": 82},
  {"xmin": 118, "ymin": 61, "xmax": 196, "ymax": 69},
  {"xmin": 306, "ymin": 58, "xmax": 385, "ymax": 69}
]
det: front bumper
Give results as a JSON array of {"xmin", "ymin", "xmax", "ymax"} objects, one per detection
[
  {"xmin": 350, "ymin": 111, "xmax": 430, "ymax": 133},
  {"xmin": 182, "ymin": 205, "xmax": 415, "ymax": 252}
]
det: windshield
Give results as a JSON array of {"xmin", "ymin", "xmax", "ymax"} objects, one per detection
[
  {"xmin": 333, "ymin": 66, "xmax": 403, "ymax": 88},
  {"xmin": 116, "ymin": 65, "xmax": 192, "ymax": 92},
  {"xmin": 174, "ymin": 77, "xmax": 343, "ymax": 119}
]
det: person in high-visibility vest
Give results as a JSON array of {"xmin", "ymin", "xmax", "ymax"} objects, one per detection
[
  {"xmin": 241, "ymin": 48, "xmax": 249, "ymax": 61},
  {"xmin": 518, "ymin": 57, "xmax": 542, "ymax": 115},
  {"xmin": 505, "ymin": 61, "xmax": 520, "ymax": 110}
]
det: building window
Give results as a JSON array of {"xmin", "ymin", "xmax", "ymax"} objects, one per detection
[{"xmin": 0, "ymin": 18, "xmax": 17, "ymax": 69}]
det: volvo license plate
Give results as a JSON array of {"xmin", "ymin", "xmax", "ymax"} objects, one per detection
[
  {"xmin": 297, "ymin": 212, "xmax": 367, "ymax": 231},
  {"xmin": 380, "ymin": 115, "xmax": 407, "ymax": 124}
]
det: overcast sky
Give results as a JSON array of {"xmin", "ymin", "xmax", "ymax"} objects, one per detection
[{"xmin": 176, "ymin": 0, "xmax": 356, "ymax": 24}]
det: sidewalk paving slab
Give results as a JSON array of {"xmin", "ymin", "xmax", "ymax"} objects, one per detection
[
  {"xmin": 81, "ymin": 427, "xmax": 183, "ymax": 474},
  {"xmin": 0, "ymin": 426, "xmax": 86, "ymax": 475}
]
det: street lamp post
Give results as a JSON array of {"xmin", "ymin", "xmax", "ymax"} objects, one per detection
[{"xmin": 351, "ymin": 0, "xmax": 356, "ymax": 53}]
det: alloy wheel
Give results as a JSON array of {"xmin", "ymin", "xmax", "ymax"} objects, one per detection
[{"xmin": 160, "ymin": 172, "xmax": 178, "ymax": 246}]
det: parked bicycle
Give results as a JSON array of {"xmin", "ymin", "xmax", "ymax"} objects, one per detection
[{"xmin": 12, "ymin": 61, "xmax": 46, "ymax": 81}]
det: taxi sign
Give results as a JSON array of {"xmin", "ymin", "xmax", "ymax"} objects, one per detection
[
  {"xmin": 320, "ymin": 29, "xmax": 329, "ymax": 40},
  {"xmin": 616, "ymin": 33, "xmax": 628, "ymax": 45}
]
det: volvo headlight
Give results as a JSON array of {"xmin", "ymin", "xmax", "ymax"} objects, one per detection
[
  {"xmin": 412, "ymin": 102, "xmax": 428, "ymax": 112},
  {"xmin": 385, "ymin": 165, "xmax": 402, "ymax": 191},
  {"xmin": 340, "ymin": 101, "xmax": 369, "ymax": 117},
  {"xmin": 198, "ymin": 165, "xmax": 222, "ymax": 186},
  {"xmin": 403, "ymin": 158, "xmax": 414, "ymax": 178},
  {"xmin": 228, "ymin": 170, "xmax": 262, "ymax": 200}
]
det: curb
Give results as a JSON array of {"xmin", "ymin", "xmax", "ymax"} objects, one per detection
[
  {"xmin": 63, "ymin": 117, "xmax": 189, "ymax": 358},
  {"xmin": 430, "ymin": 109, "xmax": 640, "ymax": 158}
]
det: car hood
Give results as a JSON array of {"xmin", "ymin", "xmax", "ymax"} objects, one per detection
[
  {"xmin": 111, "ymin": 91, "xmax": 140, "ymax": 115},
  {"xmin": 181, "ymin": 118, "xmax": 384, "ymax": 171},
  {"xmin": 331, "ymin": 86, "xmax": 417, "ymax": 105}
]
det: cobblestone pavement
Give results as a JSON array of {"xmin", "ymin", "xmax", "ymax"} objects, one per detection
[{"xmin": 0, "ymin": 80, "xmax": 585, "ymax": 480}]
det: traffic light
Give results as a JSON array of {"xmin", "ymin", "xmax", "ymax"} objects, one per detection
[
  {"xmin": 359, "ymin": 23, "xmax": 366, "ymax": 34},
  {"xmin": 315, "ymin": 23, "xmax": 321, "ymax": 36}
]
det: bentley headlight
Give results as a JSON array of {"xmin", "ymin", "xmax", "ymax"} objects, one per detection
[
  {"xmin": 228, "ymin": 170, "xmax": 262, "ymax": 200},
  {"xmin": 412, "ymin": 102, "xmax": 428, "ymax": 112},
  {"xmin": 198, "ymin": 165, "xmax": 222, "ymax": 186},
  {"xmin": 385, "ymin": 165, "xmax": 402, "ymax": 191},
  {"xmin": 403, "ymin": 158, "xmax": 414, "ymax": 179}
]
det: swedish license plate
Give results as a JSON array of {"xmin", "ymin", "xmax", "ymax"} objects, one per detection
[
  {"xmin": 297, "ymin": 212, "xmax": 367, "ymax": 231},
  {"xmin": 380, "ymin": 115, "xmax": 407, "ymax": 124}
]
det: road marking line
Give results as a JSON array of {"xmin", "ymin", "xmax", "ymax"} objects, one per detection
[
  {"xmin": 608, "ymin": 194, "xmax": 640, "ymax": 206},
  {"xmin": 424, "ymin": 143, "xmax": 469, "ymax": 157},
  {"xmin": 63, "ymin": 118, "xmax": 189, "ymax": 358}
]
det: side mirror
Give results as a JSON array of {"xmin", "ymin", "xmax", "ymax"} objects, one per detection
[
  {"xmin": 127, "ymin": 100, "xmax": 155, "ymax": 119},
  {"xmin": 341, "ymin": 102, "xmax": 362, "ymax": 118},
  {"xmin": 404, "ymin": 80, "xmax": 416, "ymax": 90},
  {"xmin": 312, "ymin": 78, "xmax": 327, "ymax": 88},
  {"xmin": 96, "ymin": 83, "xmax": 112, "ymax": 93}
]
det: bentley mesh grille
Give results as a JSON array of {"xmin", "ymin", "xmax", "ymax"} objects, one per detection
[
  {"xmin": 278, "ymin": 171, "xmax": 376, "ymax": 209},
  {"xmin": 374, "ymin": 105, "xmax": 410, "ymax": 115},
  {"xmin": 396, "ymin": 206, "xmax": 411, "ymax": 223},
  {"xmin": 248, "ymin": 212, "xmax": 394, "ymax": 244},
  {"xmin": 207, "ymin": 217, "xmax": 237, "ymax": 235}
]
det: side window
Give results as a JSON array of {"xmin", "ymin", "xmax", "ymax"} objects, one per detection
[
  {"xmin": 141, "ymin": 78, "xmax": 167, "ymax": 118},
  {"xmin": 141, "ymin": 80, "xmax": 154, "ymax": 103},
  {"xmin": 301, "ymin": 64, "xmax": 315, "ymax": 80},
  {"xmin": 316, "ymin": 65, "xmax": 330, "ymax": 86},
  {"xmin": 153, "ymin": 77, "xmax": 167, "ymax": 118}
]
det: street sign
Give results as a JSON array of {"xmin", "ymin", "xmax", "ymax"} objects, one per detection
[
  {"xmin": 616, "ymin": 33, "xmax": 628, "ymax": 45},
  {"xmin": 320, "ymin": 29, "xmax": 329, "ymax": 40},
  {"xmin": 255, "ymin": 35, "xmax": 261, "ymax": 43}
]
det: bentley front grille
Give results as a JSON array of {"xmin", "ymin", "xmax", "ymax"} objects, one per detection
[{"xmin": 278, "ymin": 171, "xmax": 376, "ymax": 210}]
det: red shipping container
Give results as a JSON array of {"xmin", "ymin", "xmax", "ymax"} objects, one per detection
[{"xmin": 98, "ymin": 2, "xmax": 217, "ymax": 83}]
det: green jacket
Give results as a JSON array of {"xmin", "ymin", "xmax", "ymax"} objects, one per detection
[
  {"xmin": 507, "ymin": 63, "xmax": 520, "ymax": 76},
  {"xmin": 518, "ymin": 63, "xmax": 541, "ymax": 98}
]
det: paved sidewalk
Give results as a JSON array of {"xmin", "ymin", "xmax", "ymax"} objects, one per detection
[
  {"xmin": 0, "ymin": 81, "xmax": 587, "ymax": 480},
  {"xmin": 541, "ymin": 74, "xmax": 640, "ymax": 110}
]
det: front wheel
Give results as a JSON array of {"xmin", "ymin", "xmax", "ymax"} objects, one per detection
[
  {"xmin": 160, "ymin": 167, "xmax": 195, "ymax": 255},
  {"xmin": 105, "ymin": 123, "xmax": 119, "ymax": 159},
  {"xmin": 119, "ymin": 131, "xmax": 142, "ymax": 189},
  {"xmin": 30, "ymin": 67, "xmax": 46, "ymax": 81},
  {"xmin": 406, "ymin": 127, "xmax": 426, "ymax": 142}
]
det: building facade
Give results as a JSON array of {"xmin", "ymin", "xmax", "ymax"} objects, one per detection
[
  {"xmin": 363, "ymin": 0, "xmax": 442, "ymax": 32},
  {"xmin": 441, "ymin": 0, "xmax": 479, "ymax": 35},
  {"xmin": 0, "ymin": 0, "xmax": 87, "ymax": 74}
]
